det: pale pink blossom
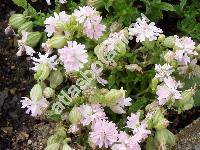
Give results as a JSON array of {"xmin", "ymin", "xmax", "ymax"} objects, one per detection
[
  {"xmin": 58, "ymin": 41, "xmax": 88, "ymax": 72},
  {"xmin": 112, "ymin": 132, "xmax": 141, "ymax": 150},
  {"xmin": 79, "ymin": 103, "xmax": 107, "ymax": 126},
  {"xmin": 73, "ymin": 6, "xmax": 97, "ymax": 23},
  {"xmin": 68, "ymin": 124, "xmax": 79, "ymax": 134},
  {"xmin": 91, "ymin": 63, "xmax": 108, "ymax": 86},
  {"xmin": 155, "ymin": 63, "xmax": 174, "ymax": 81},
  {"xmin": 83, "ymin": 15, "xmax": 106, "ymax": 40},
  {"xmin": 21, "ymin": 97, "xmax": 49, "ymax": 117},
  {"xmin": 44, "ymin": 11, "xmax": 70, "ymax": 37},
  {"xmin": 128, "ymin": 16, "xmax": 163, "ymax": 42},
  {"xmin": 31, "ymin": 53, "xmax": 58, "ymax": 71},
  {"xmin": 90, "ymin": 119, "xmax": 118, "ymax": 148},
  {"xmin": 126, "ymin": 112, "xmax": 140, "ymax": 130},
  {"xmin": 156, "ymin": 77, "xmax": 182, "ymax": 105}
]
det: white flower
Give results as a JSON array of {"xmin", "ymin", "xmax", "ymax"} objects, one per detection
[
  {"xmin": 155, "ymin": 64, "xmax": 174, "ymax": 81},
  {"xmin": 128, "ymin": 16, "xmax": 163, "ymax": 42},
  {"xmin": 156, "ymin": 76, "xmax": 182, "ymax": 105},
  {"xmin": 91, "ymin": 63, "xmax": 108, "ymax": 86},
  {"xmin": 73, "ymin": 6, "xmax": 97, "ymax": 23},
  {"xmin": 21, "ymin": 97, "xmax": 49, "ymax": 117},
  {"xmin": 58, "ymin": 41, "xmax": 88, "ymax": 72},
  {"xmin": 17, "ymin": 32, "xmax": 35, "ymax": 56},
  {"xmin": 44, "ymin": 11, "xmax": 70, "ymax": 37},
  {"xmin": 31, "ymin": 53, "xmax": 58, "ymax": 71}
]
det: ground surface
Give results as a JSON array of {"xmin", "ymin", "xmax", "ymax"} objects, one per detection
[{"xmin": 0, "ymin": 0, "xmax": 199, "ymax": 150}]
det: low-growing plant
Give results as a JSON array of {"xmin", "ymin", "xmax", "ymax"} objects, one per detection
[{"xmin": 6, "ymin": 0, "xmax": 200, "ymax": 149}]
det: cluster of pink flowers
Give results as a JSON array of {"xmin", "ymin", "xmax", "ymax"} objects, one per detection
[
  {"xmin": 155, "ymin": 63, "xmax": 174, "ymax": 82},
  {"xmin": 58, "ymin": 41, "xmax": 88, "ymax": 72},
  {"xmin": 73, "ymin": 6, "xmax": 106, "ymax": 40}
]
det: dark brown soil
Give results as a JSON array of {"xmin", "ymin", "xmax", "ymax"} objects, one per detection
[{"xmin": 0, "ymin": 0, "xmax": 199, "ymax": 150}]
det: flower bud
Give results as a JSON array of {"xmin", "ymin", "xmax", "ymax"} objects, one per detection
[
  {"xmin": 157, "ymin": 34, "xmax": 165, "ymax": 42},
  {"xmin": 34, "ymin": 63, "xmax": 51, "ymax": 81},
  {"xmin": 49, "ymin": 70, "xmax": 64, "ymax": 89},
  {"xmin": 68, "ymin": 106, "xmax": 82, "ymax": 124},
  {"xmin": 86, "ymin": 0, "xmax": 104, "ymax": 9},
  {"xmin": 104, "ymin": 89, "xmax": 124, "ymax": 107},
  {"xmin": 9, "ymin": 14, "xmax": 26, "ymax": 29},
  {"xmin": 30, "ymin": 84, "xmax": 43, "ymax": 101},
  {"xmin": 110, "ymin": 22, "xmax": 123, "ymax": 33},
  {"xmin": 196, "ymin": 44, "xmax": 200, "ymax": 52},
  {"xmin": 45, "ymin": 143, "xmax": 60, "ymax": 150},
  {"xmin": 25, "ymin": 32, "xmax": 42, "ymax": 48},
  {"xmin": 150, "ymin": 77, "xmax": 159, "ymax": 92},
  {"xmin": 155, "ymin": 129, "xmax": 175, "ymax": 147},
  {"xmin": 162, "ymin": 36, "xmax": 175, "ymax": 48},
  {"xmin": 46, "ymin": 35, "xmax": 67, "ymax": 49},
  {"xmin": 43, "ymin": 87, "xmax": 55, "ymax": 98},
  {"xmin": 114, "ymin": 40, "xmax": 126, "ymax": 55},
  {"xmin": 176, "ymin": 89, "xmax": 195, "ymax": 113},
  {"xmin": 62, "ymin": 143, "xmax": 72, "ymax": 150},
  {"xmin": 18, "ymin": 21, "xmax": 33, "ymax": 34}
]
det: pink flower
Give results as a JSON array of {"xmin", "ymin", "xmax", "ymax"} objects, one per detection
[
  {"xmin": 156, "ymin": 77, "xmax": 182, "ymax": 105},
  {"xmin": 112, "ymin": 132, "xmax": 141, "ymax": 150},
  {"xmin": 44, "ymin": 11, "xmax": 70, "ymax": 37},
  {"xmin": 83, "ymin": 15, "xmax": 106, "ymax": 40},
  {"xmin": 79, "ymin": 103, "xmax": 107, "ymax": 126},
  {"xmin": 58, "ymin": 41, "xmax": 88, "ymax": 72},
  {"xmin": 21, "ymin": 97, "xmax": 49, "ymax": 117},
  {"xmin": 91, "ymin": 63, "xmax": 108, "ymax": 86},
  {"xmin": 126, "ymin": 113, "xmax": 151, "ymax": 143},
  {"xmin": 90, "ymin": 119, "xmax": 118, "ymax": 148},
  {"xmin": 73, "ymin": 6, "xmax": 97, "ymax": 23},
  {"xmin": 68, "ymin": 124, "xmax": 79, "ymax": 134}
]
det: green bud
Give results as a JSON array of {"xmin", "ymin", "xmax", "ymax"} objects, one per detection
[
  {"xmin": 196, "ymin": 44, "xmax": 200, "ymax": 52},
  {"xmin": 86, "ymin": 0, "xmax": 104, "ymax": 9},
  {"xmin": 104, "ymin": 89, "xmax": 124, "ymax": 107},
  {"xmin": 114, "ymin": 40, "xmax": 126, "ymax": 55},
  {"xmin": 162, "ymin": 36, "xmax": 175, "ymax": 48},
  {"xmin": 9, "ymin": 14, "xmax": 26, "ymax": 29},
  {"xmin": 46, "ymin": 35, "xmax": 67, "ymax": 49},
  {"xmin": 49, "ymin": 70, "xmax": 64, "ymax": 89},
  {"xmin": 155, "ymin": 129, "xmax": 176, "ymax": 147},
  {"xmin": 62, "ymin": 143, "xmax": 72, "ymax": 150},
  {"xmin": 30, "ymin": 84, "xmax": 43, "ymax": 101},
  {"xmin": 68, "ymin": 106, "xmax": 82, "ymax": 124},
  {"xmin": 25, "ymin": 32, "xmax": 42, "ymax": 48},
  {"xmin": 45, "ymin": 143, "xmax": 60, "ymax": 150},
  {"xmin": 150, "ymin": 77, "xmax": 159, "ymax": 92},
  {"xmin": 43, "ymin": 87, "xmax": 55, "ymax": 98},
  {"xmin": 110, "ymin": 22, "xmax": 123, "ymax": 33},
  {"xmin": 34, "ymin": 63, "xmax": 51, "ymax": 81},
  {"xmin": 176, "ymin": 89, "xmax": 195, "ymax": 113},
  {"xmin": 152, "ymin": 110, "xmax": 169, "ymax": 130},
  {"xmin": 157, "ymin": 34, "xmax": 165, "ymax": 43},
  {"xmin": 47, "ymin": 126, "xmax": 66, "ymax": 145},
  {"xmin": 143, "ymin": 40, "xmax": 155, "ymax": 49},
  {"xmin": 18, "ymin": 21, "xmax": 33, "ymax": 34}
]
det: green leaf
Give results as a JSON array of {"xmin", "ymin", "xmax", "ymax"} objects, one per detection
[
  {"xmin": 180, "ymin": 0, "xmax": 187, "ymax": 11},
  {"xmin": 160, "ymin": 2, "xmax": 175, "ymax": 11},
  {"xmin": 12, "ymin": 0, "xmax": 27, "ymax": 9}
]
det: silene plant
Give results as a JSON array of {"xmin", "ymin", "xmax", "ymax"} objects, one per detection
[{"xmin": 6, "ymin": 0, "xmax": 200, "ymax": 149}]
